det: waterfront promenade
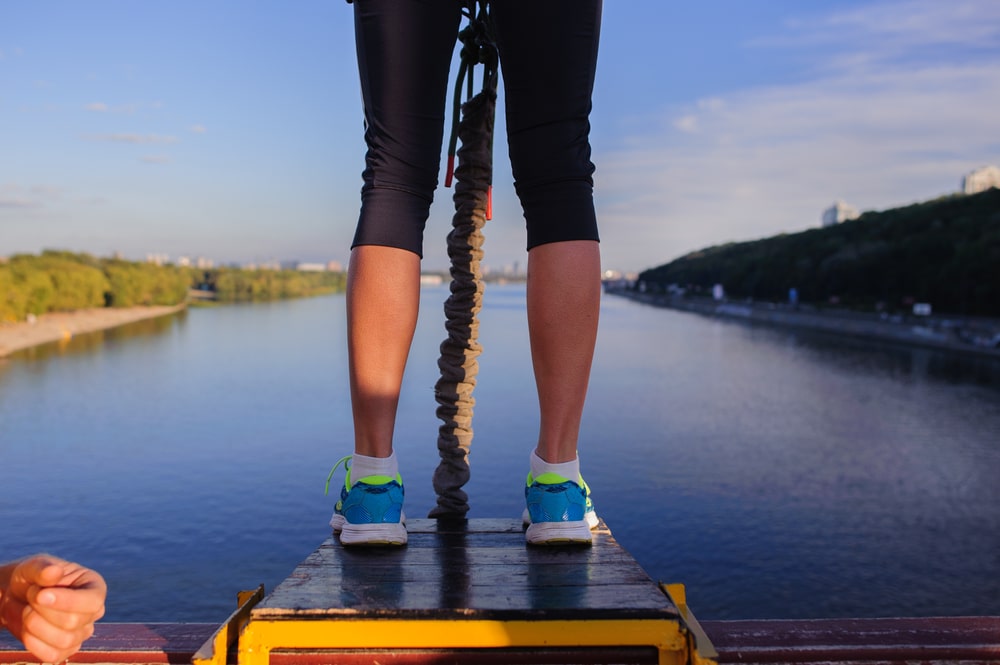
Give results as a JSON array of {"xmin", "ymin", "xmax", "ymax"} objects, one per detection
[{"xmin": 608, "ymin": 287, "xmax": 1000, "ymax": 359}]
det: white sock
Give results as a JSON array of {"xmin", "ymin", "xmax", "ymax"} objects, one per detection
[
  {"xmin": 530, "ymin": 450, "xmax": 581, "ymax": 483},
  {"xmin": 349, "ymin": 451, "xmax": 398, "ymax": 485}
]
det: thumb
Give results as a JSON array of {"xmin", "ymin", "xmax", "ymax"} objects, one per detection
[{"xmin": 11, "ymin": 556, "xmax": 66, "ymax": 594}]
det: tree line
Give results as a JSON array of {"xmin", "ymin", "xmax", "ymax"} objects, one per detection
[
  {"xmin": 0, "ymin": 251, "xmax": 346, "ymax": 323},
  {"xmin": 192, "ymin": 266, "xmax": 346, "ymax": 302},
  {"xmin": 637, "ymin": 188, "xmax": 1000, "ymax": 317}
]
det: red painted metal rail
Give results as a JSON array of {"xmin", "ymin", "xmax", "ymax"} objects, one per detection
[{"xmin": 3, "ymin": 617, "xmax": 998, "ymax": 664}]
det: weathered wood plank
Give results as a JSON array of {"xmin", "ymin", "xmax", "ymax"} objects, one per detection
[
  {"xmin": 404, "ymin": 518, "xmax": 533, "ymax": 534},
  {"xmin": 263, "ymin": 583, "xmax": 674, "ymax": 618},
  {"xmin": 290, "ymin": 546, "xmax": 640, "ymax": 569},
  {"xmin": 0, "ymin": 623, "xmax": 217, "ymax": 664},
  {"xmin": 703, "ymin": 617, "xmax": 1000, "ymax": 664},
  {"xmin": 277, "ymin": 559, "xmax": 654, "ymax": 587},
  {"xmin": 254, "ymin": 519, "xmax": 679, "ymax": 622}
]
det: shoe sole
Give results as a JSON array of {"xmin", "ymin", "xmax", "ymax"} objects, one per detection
[
  {"xmin": 522, "ymin": 508, "xmax": 600, "ymax": 530},
  {"xmin": 525, "ymin": 520, "xmax": 592, "ymax": 545},
  {"xmin": 329, "ymin": 514, "xmax": 346, "ymax": 532},
  {"xmin": 339, "ymin": 522, "xmax": 408, "ymax": 546},
  {"xmin": 331, "ymin": 512, "xmax": 406, "ymax": 534}
]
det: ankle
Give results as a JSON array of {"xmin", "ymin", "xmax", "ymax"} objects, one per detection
[
  {"xmin": 349, "ymin": 451, "xmax": 399, "ymax": 485},
  {"xmin": 530, "ymin": 450, "xmax": 581, "ymax": 483}
]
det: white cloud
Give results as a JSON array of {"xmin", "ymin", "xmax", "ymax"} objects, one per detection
[
  {"xmin": 758, "ymin": 0, "xmax": 1000, "ymax": 54},
  {"xmin": 674, "ymin": 115, "xmax": 698, "ymax": 133},
  {"xmin": 0, "ymin": 197, "xmax": 39, "ymax": 209},
  {"xmin": 0, "ymin": 184, "xmax": 62, "ymax": 210},
  {"xmin": 30, "ymin": 185, "xmax": 63, "ymax": 199},
  {"xmin": 84, "ymin": 101, "xmax": 162, "ymax": 114},
  {"xmin": 87, "ymin": 133, "xmax": 178, "ymax": 144},
  {"xmin": 190, "ymin": 124, "xmax": 207, "ymax": 134},
  {"xmin": 597, "ymin": 1, "xmax": 1000, "ymax": 270},
  {"xmin": 817, "ymin": 0, "xmax": 1000, "ymax": 50},
  {"xmin": 141, "ymin": 155, "xmax": 171, "ymax": 164}
]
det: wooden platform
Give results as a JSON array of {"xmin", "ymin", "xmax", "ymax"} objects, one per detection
[
  {"xmin": 259, "ymin": 518, "xmax": 677, "ymax": 619},
  {"xmin": 199, "ymin": 518, "xmax": 711, "ymax": 665},
  {"xmin": 10, "ymin": 519, "xmax": 995, "ymax": 664}
]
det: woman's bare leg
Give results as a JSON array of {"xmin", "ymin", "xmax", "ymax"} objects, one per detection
[
  {"xmin": 527, "ymin": 239, "xmax": 601, "ymax": 464},
  {"xmin": 347, "ymin": 244, "xmax": 421, "ymax": 459}
]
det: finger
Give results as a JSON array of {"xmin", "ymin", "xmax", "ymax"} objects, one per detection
[
  {"xmin": 20, "ymin": 627, "xmax": 85, "ymax": 665},
  {"xmin": 29, "ymin": 583, "xmax": 107, "ymax": 622},
  {"xmin": 25, "ymin": 606, "xmax": 105, "ymax": 640},
  {"xmin": 8, "ymin": 556, "xmax": 66, "ymax": 596},
  {"xmin": 26, "ymin": 603, "xmax": 90, "ymax": 635},
  {"xmin": 21, "ymin": 605, "xmax": 93, "ymax": 661},
  {"xmin": 0, "ymin": 597, "xmax": 26, "ymax": 637}
]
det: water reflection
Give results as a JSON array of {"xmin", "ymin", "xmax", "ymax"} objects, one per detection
[
  {"xmin": 1, "ymin": 289, "xmax": 997, "ymax": 622},
  {"xmin": 585, "ymin": 296, "xmax": 1000, "ymax": 620},
  {"xmin": 5, "ymin": 309, "xmax": 188, "ymax": 364},
  {"xmin": 771, "ymin": 326, "xmax": 1000, "ymax": 388}
]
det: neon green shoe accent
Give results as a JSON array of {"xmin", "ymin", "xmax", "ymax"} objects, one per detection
[
  {"xmin": 325, "ymin": 456, "xmax": 403, "ymax": 494},
  {"xmin": 526, "ymin": 471, "xmax": 573, "ymax": 486},
  {"xmin": 358, "ymin": 473, "xmax": 402, "ymax": 485},
  {"xmin": 325, "ymin": 455, "xmax": 352, "ymax": 495}
]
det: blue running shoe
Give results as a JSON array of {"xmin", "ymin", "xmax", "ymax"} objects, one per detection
[
  {"xmin": 522, "ymin": 473, "xmax": 599, "ymax": 530},
  {"xmin": 524, "ymin": 471, "xmax": 594, "ymax": 545},
  {"xmin": 326, "ymin": 455, "xmax": 407, "ymax": 546}
]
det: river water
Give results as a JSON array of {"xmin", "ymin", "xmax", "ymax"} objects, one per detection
[{"xmin": 1, "ymin": 285, "xmax": 998, "ymax": 622}]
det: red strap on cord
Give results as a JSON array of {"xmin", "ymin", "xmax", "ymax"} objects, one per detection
[{"xmin": 445, "ymin": 154, "xmax": 455, "ymax": 188}]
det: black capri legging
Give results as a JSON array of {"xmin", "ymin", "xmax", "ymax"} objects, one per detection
[{"xmin": 352, "ymin": 0, "xmax": 602, "ymax": 257}]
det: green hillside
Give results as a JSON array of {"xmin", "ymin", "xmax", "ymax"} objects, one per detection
[{"xmin": 637, "ymin": 188, "xmax": 1000, "ymax": 317}]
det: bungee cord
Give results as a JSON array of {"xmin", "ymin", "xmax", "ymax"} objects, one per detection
[{"xmin": 430, "ymin": 1, "xmax": 498, "ymax": 518}]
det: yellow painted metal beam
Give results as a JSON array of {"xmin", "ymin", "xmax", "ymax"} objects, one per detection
[
  {"xmin": 239, "ymin": 617, "xmax": 689, "ymax": 665},
  {"xmin": 664, "ymin": 582, "xmax": 719, "ymax": 665},
  {"xmin": 192, "ymin": 586, "xmax": 265, "ymax": 665}
]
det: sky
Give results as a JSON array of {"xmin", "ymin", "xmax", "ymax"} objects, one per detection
[{"xmin": 2, "ymin": 1, "xmax": 999, "ymax": 274}]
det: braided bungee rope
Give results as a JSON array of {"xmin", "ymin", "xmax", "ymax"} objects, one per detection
[{"xmin": 429, "ymin": 1, "xmax": 497, "ymax": 518}]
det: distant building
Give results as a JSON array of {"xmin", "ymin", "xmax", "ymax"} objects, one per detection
[
  {"xmin": 296, "ymin": 262, "xmax": 327, "ymax": 272},
  {"xmin": 600, "ymin": 269, "xmax": 637, "ymax": 291},
  {"xmin": 962, "ymin": 165, "xmax": 1000, "ymax": 194},
  {"xmin": 326, "ymin": 260, "xmax": 343, "ymax": 272},
  {"xmin": 822, "ymin": 200, "xmax": 860, "ymax": 227}
]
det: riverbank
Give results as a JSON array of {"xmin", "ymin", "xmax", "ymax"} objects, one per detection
[
  {"xmin": 0, "ymin": 303, "xmax": 187, "ymax": 358},
  {"xmin": 607, "ymin": 287, "xmax": 1000, "ymax": 360}
]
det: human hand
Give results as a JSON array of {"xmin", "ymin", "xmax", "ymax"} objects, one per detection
[{"xmin": 0, "ymin": 555, "xmax": 106, "ymax": 663}]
